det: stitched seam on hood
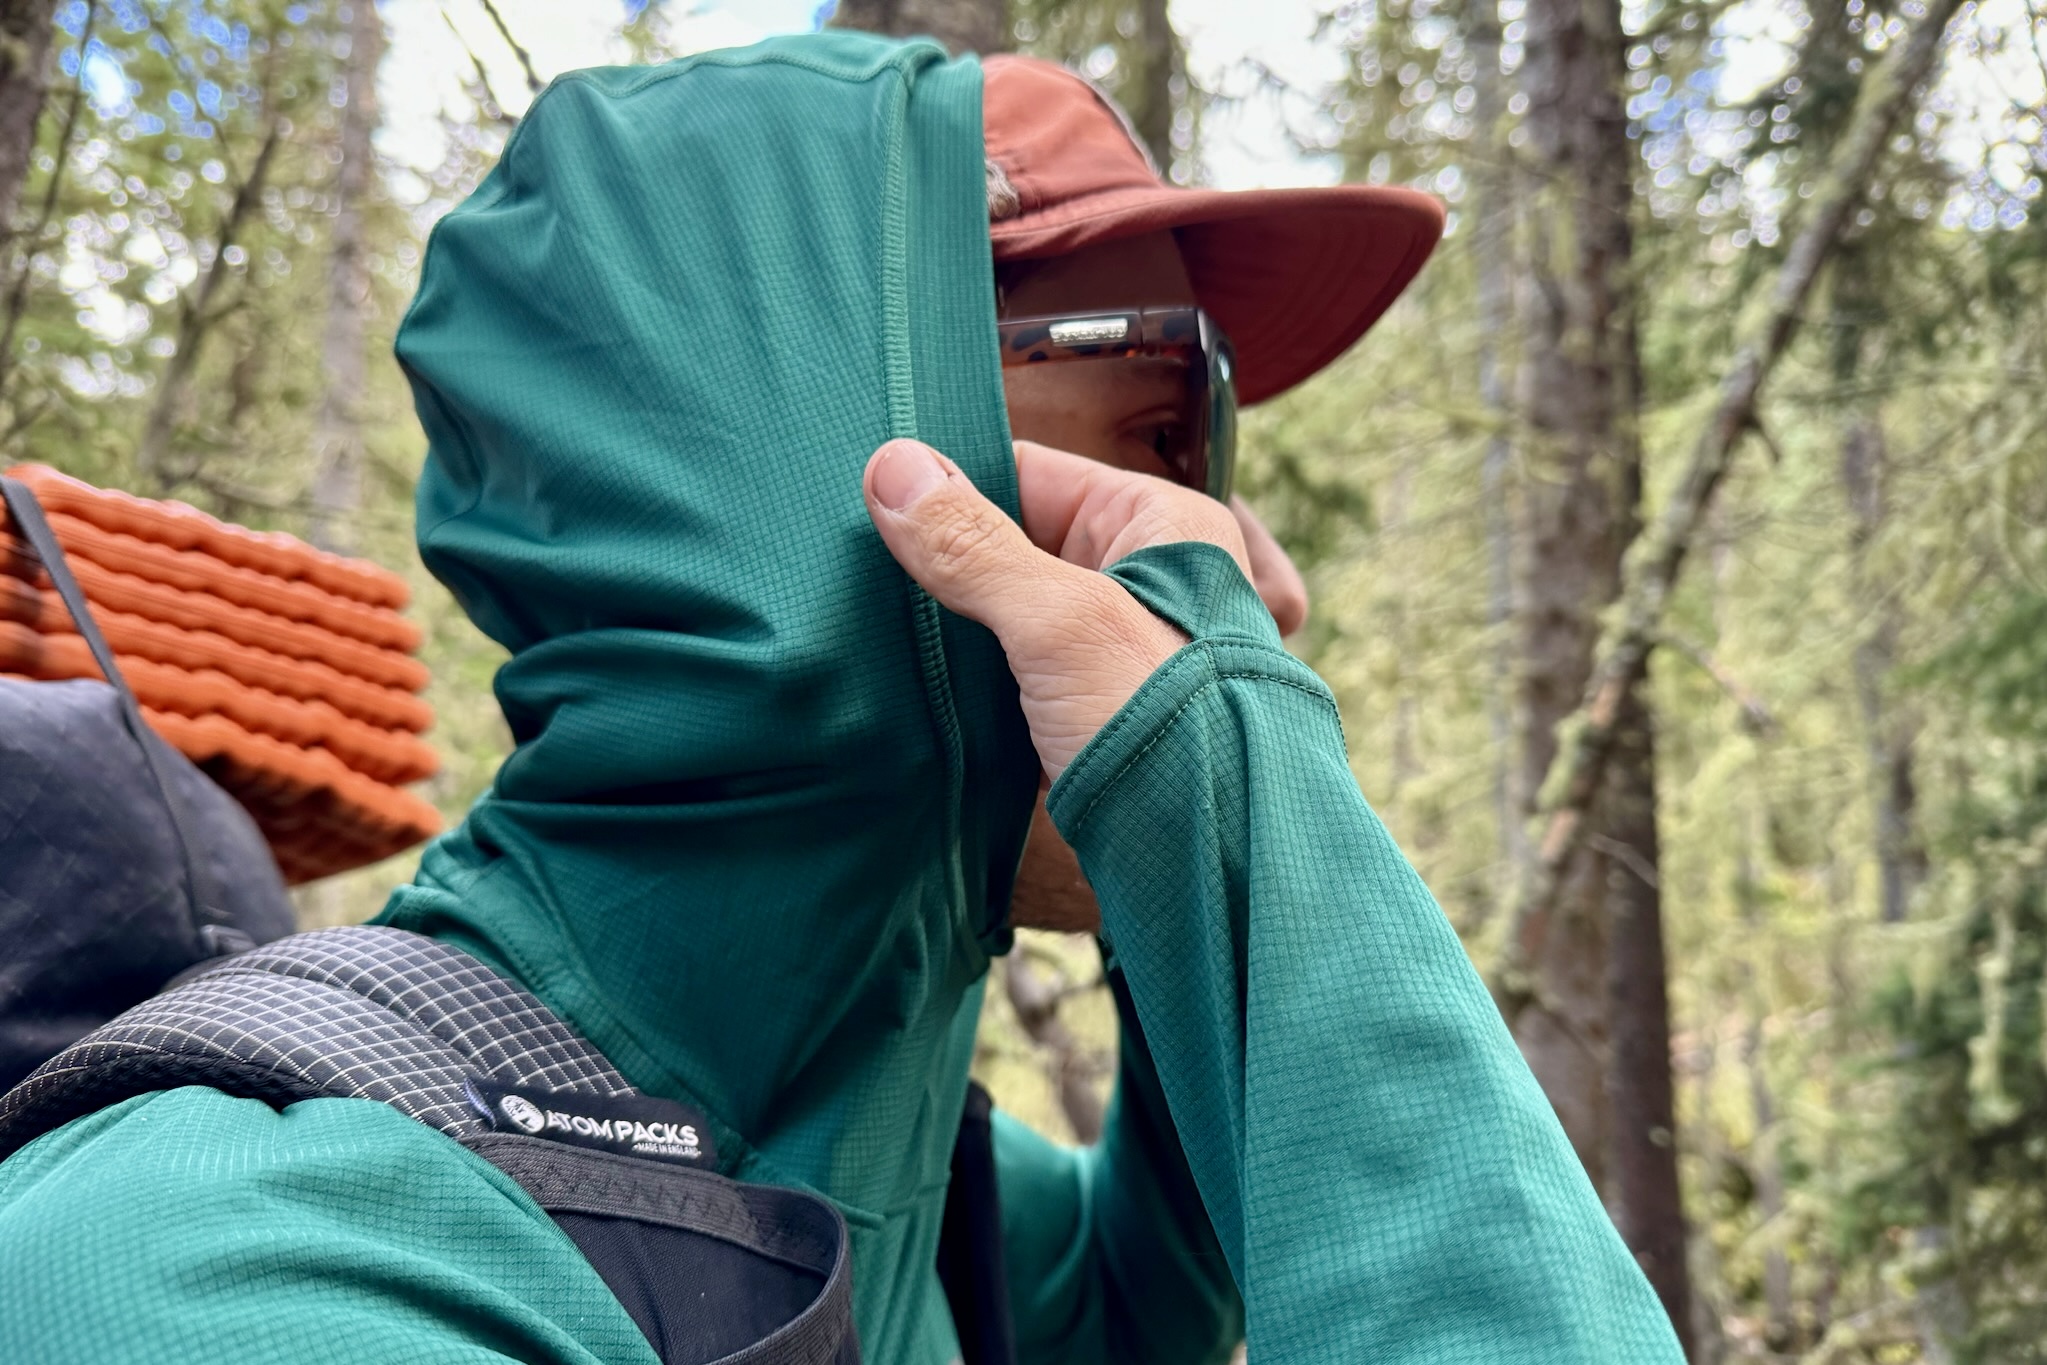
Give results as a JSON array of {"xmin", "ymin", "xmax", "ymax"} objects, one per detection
[{"xmin": 881, "ymin": 64, "xmax": 974, "ymax": 933}]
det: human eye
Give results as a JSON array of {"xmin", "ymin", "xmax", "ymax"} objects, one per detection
[
  {"xmin": 1115, "ymin": 404, "xmax": 1186, "ymax": 469},
  {"xmin": 1137, "ymin": 420, "xmax": 1188, "ymax": 456}
]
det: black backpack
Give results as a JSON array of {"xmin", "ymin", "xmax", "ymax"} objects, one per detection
[
  {"xmin": 0, "ymin": 476, "xmax": 1016, "ymax": 1365},
  {"xmin": 0, "ymin": 474, "xmax": 295, "ymax": 1091}
]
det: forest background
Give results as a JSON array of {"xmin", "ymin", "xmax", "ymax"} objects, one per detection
[{"xmin": 0, "ymin": 0, "xmax": 2040, "ymax": 1359}]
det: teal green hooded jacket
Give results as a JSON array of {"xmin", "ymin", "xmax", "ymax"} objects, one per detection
[{"xmin": 0, "ymin": 34, "xmax": 1683, "ymax": 1365}]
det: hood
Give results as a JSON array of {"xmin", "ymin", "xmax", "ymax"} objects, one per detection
[{"xmin": 382, "ymin": 33, "xmax": 1038, "ymax": 1350}]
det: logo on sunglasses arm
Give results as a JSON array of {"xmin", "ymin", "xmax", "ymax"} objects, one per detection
[{"xmin": 1049, "ymin": 317, "xmax": 1130, "ymax": 345}]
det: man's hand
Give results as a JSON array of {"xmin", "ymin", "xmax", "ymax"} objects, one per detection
[{"xmin": 864, "ymin": 438, "xmax": 1253, "ymax": 782}]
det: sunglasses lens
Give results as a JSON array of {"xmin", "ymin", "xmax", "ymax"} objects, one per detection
[
  {"xmin": 995, "ymin": 308, "xmax": 1238, "ymax": 500},
  {"xmin": 1205, "ymin": 328, "xmax": 1237, "ymax": 501}
]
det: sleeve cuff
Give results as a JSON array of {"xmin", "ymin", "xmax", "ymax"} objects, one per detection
[
  {"xmin": 1100, "ymin": 540, "xmax": 1285, "ymax": 649},
  {"xmin": 1046, "ymin": 542, "xmax": 1335, "ymax": 844}
]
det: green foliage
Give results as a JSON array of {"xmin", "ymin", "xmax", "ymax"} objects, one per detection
[
  {"xmin": 1842, "ymin": 572, "xmax": 2047, "ymax": 1361},
  {"xmin": 1268, "ymin": 0, "xmax": 2047, "ymax": 1357}
]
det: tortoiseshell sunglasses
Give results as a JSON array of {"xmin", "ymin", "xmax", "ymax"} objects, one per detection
[{"xmin": 995, "ymin": 305, "xmax": 1238, "ymax": 502}]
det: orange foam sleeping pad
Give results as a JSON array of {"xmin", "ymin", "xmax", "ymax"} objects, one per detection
[
  {"xmin": 0, "ymin": 541, "xmax": 428, "ymax": 692},
  {"xmin": 0, "ymin": 514, "xmax": 421, "ymax": 652},
  {"xmin": 0, "ymin": 587, "xmax": 431, "ymax": 733},
  {"xmin": 141, "ymin": 707, "xmax": 442, "ymax": 883},
  {"xmin": 6, "ymin": 464, "xmax": 408, "ymax": 610},
  {"xmin": 0, "ymin": 622, "xmax": 436, "ymax": 785}
]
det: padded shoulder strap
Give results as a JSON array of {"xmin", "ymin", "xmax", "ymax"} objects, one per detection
[
  {"xmin": 0, "ymin": 924, "xmax": 862, "ymax": 1365},
  {"xmin": 0, "ymin": 925, "xmax": 636, "ymax": 1161}
]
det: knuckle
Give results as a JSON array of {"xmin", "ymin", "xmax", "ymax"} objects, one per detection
[
  {"xmin": 922, "ymin": 497, "xmax": 1008, "ymax": 580},
  {"xmin": 1185, "ymin": 495, "xmax": 1245, "ymax": 547},
  {"xmin": 1116, "ymin": 484, "xmax": 1245, "ymax": 559}
]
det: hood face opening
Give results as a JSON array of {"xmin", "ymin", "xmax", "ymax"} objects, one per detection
[{"xmin": 383, "ymin": 37, "xmax": 1039, "ymax": 1344}]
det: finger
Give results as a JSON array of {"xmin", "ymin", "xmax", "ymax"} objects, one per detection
[
  {"xmin": 1229, "ymin": 495, "xmax": 1310, "ymax": 636},
  {"xmin": 1010, "ymin": 440, "xmax": 1113, "ymax": 559},
  {"xmin": 864, "ymin": 439, "xmax": 1087, "ymax": 630},
  {"xmin": 1013, "ymin": 439, "xmax": 1250, "ymax": 579}
]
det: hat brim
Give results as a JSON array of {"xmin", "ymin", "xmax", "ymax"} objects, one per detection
[{"xmin": 991, "ymin": 184, "xmax": 1444, "ymax": 406}]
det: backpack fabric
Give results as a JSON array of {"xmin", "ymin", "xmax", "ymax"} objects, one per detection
[
  {"xmin": 0, "ymin": 925, "xmax": 860, "ymax": 1365},
  {"xmin": 0, "ymin": 475, "xmax": 295, "ymax": 1092}
]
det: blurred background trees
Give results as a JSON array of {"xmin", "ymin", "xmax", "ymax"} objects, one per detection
[{"xmin": 3, "ymin": 0, "xmax": 2044, "ymax": 1359}]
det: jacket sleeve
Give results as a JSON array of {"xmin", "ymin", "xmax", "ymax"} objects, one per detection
[
  {"xmin": 993, "ymin": 961, "xmax": 1244, "ymax": 1365},
  {"xmin": 1041, "ymin": 540, "xmax": 1687, "ymax": 1363}
]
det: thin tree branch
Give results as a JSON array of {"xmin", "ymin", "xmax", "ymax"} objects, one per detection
[
  {"xmin": 136, "ymin": 2, "xmax": 249, "ymax": 184},
  {"xmin": 0, "ymin": 0, "xmax": 96, "ymax": 405},
  {"xmin": 438, "ymin": 3, "xmax": 517, "ymax": 128},
  {"xmin": 186, "ymin": 467, "xmax": 298, "ymax": 511},
  {"xmin": 1663, "ymin": 631, "xmax": 1778, "ymax": 735},
  {"xmin": 2023, "ymin": 0, "xmax": 2047, "ymax": 94},
  {"xmin": 474, "ymin": 0, "xmax": 542, "ymax": 95},
  {"xmin": 0, "ymin": 389, "xmax": 52, "ymax": 450},
  {"xmin": 136, "ymin": 109, "xmax": 285, "ymax": 489},
  {"xmin": 1747, "ymin": 413, "xmax": 1788, "ymax": 467},
  {"xmin": 1494, "ymin": 0, "xmax": 1968, "ymax": 1022},
  {"xmin": 1588, "ymin": 833, "xmax": 1660, "ymax": 891},
  {"xmin": 1635, "ymin": 0, "xmax": 1744, "ymax": 40}
]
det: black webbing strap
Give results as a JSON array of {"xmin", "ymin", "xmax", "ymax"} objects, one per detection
[
  {"xmin": 937, "ymin": 1081, "xmax": 1017, "ymax": 1365},
  {"xmin": 0, "ymin": 475, "xmax": 244, "ymax": 954}
]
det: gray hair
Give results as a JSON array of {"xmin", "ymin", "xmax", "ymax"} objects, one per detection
[{"xmin": 986, "ymin": 157, "xmax": 1020, "ymax": 221}]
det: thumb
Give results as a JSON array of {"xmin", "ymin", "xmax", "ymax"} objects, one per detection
[{"xmin": 864, "ymin": 439, "xmax": 1076, "ymax": 630}]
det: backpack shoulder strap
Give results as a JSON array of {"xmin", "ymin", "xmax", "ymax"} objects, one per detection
[
  {"xmin": 0, "ymin": 924, "xmax": 860, "ymax": 1365},
  {"xmin": 0, "ymin": 924, "xmax": 634, "ymax": 1159}
]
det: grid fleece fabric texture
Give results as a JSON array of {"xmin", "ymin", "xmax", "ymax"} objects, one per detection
[
  {"xmin": 0, "ymin": 30, "xmax": 1681, "ymax": 1365},
  {"xmin": 1052, "ymin": 539, "xmax": 1688, "ymax": 1361}
]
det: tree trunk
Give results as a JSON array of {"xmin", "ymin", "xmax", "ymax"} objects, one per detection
[
  {"xmin": 1509, "ymin": 0, "xmax": 1693, "ymax": 1350},
  {"xmin": 1685, "ymin": 1028, "xmax": 1730, "ymax": 1363},
  {"xmin": 0, "ymin": 0, "xmax": 71, "ymax": 409},
  {"xmin": 1736, "ymin": 813, "xmax": 1795, "ymax": 1349},
  {"xmin": 1844, "ymin": 412, "xmax": 1953, "ymax": 1359},
  {"xmin": 1604, "ymin": 695, "xmax": 1693, "ymax": 1353},
  {"xmin": 1842, "ymin": 417, "xmax": 1924, "ymax": 923},
  {"xmin": 830, "ymin": 0, "xmax": 1009, "ymax": 56},
  {"xmin": 307, "ymin": 0, "xmax": 384, "ymax": 555},
  {"xmin": 1002, "ymin": 952, "xmax": 1106, "ymax": 1143},
  {"xmin": 1506, "ymin": 0, "xmax": 1638, "ymax": 1198},
  {"xmin": 0, "ymin": 0, "xmax": 56, "ymax": 232},
  {"xmin": 1123, "ymin": 0, "xmax": 1179, "ymax": 171},
  {"xmin": 1744, "ymin": 1013, "xmax": 1794, "ymax": 1347},
  {"xmin": 1468, "ymin": 0, "xmax": 1519, "ymax": 898},
  {"xmin": 1385, "ymin": 453, "xmax": 1422, "ymax": 801},
  {"xmin": 1910, "ymin": 1224, "xmax": 1964, "ymax": 1365}
]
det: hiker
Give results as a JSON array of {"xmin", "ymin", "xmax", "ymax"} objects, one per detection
[{"xmin": 0, "ymin": 35, "xmax": 1684, "ymax": 1365}]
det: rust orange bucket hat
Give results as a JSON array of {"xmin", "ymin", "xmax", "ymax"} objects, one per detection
[{"xmin": 982, "ymin": 54, "xmax": 1445, "ymax": 406}]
